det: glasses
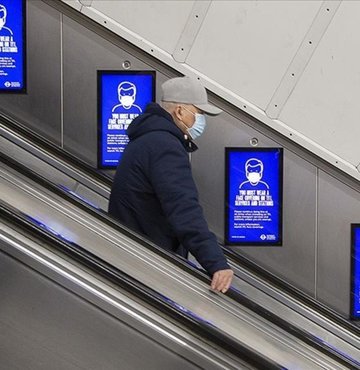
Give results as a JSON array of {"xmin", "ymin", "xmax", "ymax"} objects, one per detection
[
  {"xmin": 181, "ymin": 106, "xmax": 203, "ymax": 116},
  {"xmin": 181, "ymin": 106, "xmax": 196, "ymax": 116}
]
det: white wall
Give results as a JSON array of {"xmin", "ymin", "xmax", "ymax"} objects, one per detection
[{"xmin": 63, "ymin": 0, "xmax": 360, "ymax": 181}]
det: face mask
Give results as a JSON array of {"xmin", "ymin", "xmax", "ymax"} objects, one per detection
[
  {"xmin": 187, "ymin": 113, "xmax": 206, "ymax": 140},
  {"xmin": 120, "ymin": 95, "xmax": 135, "ymax": 108},
  {"xmin": 248, "ymin": 172, "xmax": 261, "ymax": 184},
  {"xmin": 0, "ymin": 18, "xmax": 5, "ymax": 30}
]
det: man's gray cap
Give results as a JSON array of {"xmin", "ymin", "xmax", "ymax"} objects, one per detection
[{"xmin": 161, "ymin": 76, "xmax": 222, "ymax": 116}]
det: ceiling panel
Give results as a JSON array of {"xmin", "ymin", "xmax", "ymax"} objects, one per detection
[
  {"xmin": 186, "ymin": 1, "xmax": 322, "ymax": 110},
  {"xmin": 91, "ymin": 0, "xmax": 195, "ymax": 54},
  {"xmin": 279, "ymin": 2, "xmax": 360, "ymax": 166}
]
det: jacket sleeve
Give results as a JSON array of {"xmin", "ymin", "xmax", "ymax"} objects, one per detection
[{"xmin": 146, "ymin": 134, "xmax": 230, "ymax": 275}]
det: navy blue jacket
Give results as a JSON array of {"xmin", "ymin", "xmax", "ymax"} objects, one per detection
[{"xmin": 108, "ymin": 103, "xmax": 229, "ymax": 275}]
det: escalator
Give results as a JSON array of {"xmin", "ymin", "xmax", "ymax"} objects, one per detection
[
  {"xmin": 0, "ymin": 151, "xmax": 351, "ymax": 370},
  {"xmin": 1, "ymin": 203, "xmax": 270, "ymax": 370},
  {"xmin": 1, "ymin": 114, "xmax": 359, "ymax": 368}
]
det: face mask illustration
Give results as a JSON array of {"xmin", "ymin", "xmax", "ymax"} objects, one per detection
[
  {"xmin": 247, "ymin": 172, "xmax": 261, "ymax": 184},
  {"xmin": 120, "ymin": 95, "xmax": 135, "ymax": 108}
]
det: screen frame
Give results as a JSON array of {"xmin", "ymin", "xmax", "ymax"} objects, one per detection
[
  {"xmin": 350, "ymin": 224, "xmax": 360, "ymax": 320},
  {"xmin": 225, "ymin": 147, "xmax": 284, "ymax": 246},
  {"xmin": 0, "ymin": 0, "xmax": 27, "ymax": 94},
  {"xmin": 97, "ymin": 70, "xmax": 156, "ymax": 169}
]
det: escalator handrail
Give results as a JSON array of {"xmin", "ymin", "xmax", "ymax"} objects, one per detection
[
  {"xmin": 221, "ymin": 245, "xmax": 360, "ymax": 336},
  {"xmin": 0, "ymin": 111, "xmax": 113, "ymax": 187},
  {"xmin": 1, "ymin": 152, "xmax": 360, "ymax": 369},
  {"xmin": 0, "ymin": 201, "xmax": 285, "ymax": 370}
]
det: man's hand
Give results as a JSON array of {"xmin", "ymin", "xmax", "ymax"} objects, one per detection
[{"xmin": 210, "ymin": 269, "xmax": 234, "ymax": 293}]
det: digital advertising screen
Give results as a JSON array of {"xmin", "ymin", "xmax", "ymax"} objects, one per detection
[
  {"xmin": 351, "ymin": 224, "xmax": 360, "ymax": 319},
  {"xmin": 225, "ymin": 148, "xmax": 283, "ymax": 245},
  {"xmin": 0, "ymin": 0, "xmax": 26, "ymax": 93},
  {"xmin": 97, "ymin": 70, "xmax": 155, "ymax": 169}
]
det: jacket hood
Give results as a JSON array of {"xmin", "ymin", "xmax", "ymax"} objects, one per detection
[{"xmin": 127, "ymin": 103, "xmax": 198, "ymax": 152}]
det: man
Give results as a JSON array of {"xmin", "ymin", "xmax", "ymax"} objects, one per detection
[
  {"xmin": 112, "ymin": 81, "xmax": 142, "ymax": 114},
  {"xmin": 239, "ymin": 158, "xmax": 269, "ymax": 190},
  {"xmin": 109, "ymin": 76, "xmax": 233, "ymax": 293},
  {"xmin": 0, "ymin": 5, "xmax": 13, "ymax": 36}
]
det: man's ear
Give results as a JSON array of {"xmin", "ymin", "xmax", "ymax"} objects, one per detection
[{"xmin": 174, "ymin": 105, "xmax": 183, "ymax": 121}]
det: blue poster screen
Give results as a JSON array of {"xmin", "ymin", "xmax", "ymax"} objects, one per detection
[
  {"xmin": 351, "ymin": 225, "xmax": 360, "ymax": 319},
  {"xmin": 225, "ymin": 148, "xmax": 283, "ymax": 245},
  {"xmin": 98, "ymin": 71, "xmax": 155, "ymax": 168},
  {"xmin": 0, "ymin": 0, "xmax": 25, "ymax": 92}
]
